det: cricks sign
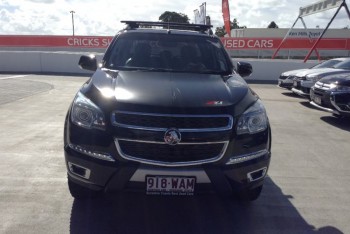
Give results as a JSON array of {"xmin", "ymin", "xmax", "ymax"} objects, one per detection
[
  {"xmin": 0, "ymin": 35, "xmax": 113, "ymax": 48},
  {"xmin": 0, "ymin": 34, "xmax": 349, "ymax": 51}
]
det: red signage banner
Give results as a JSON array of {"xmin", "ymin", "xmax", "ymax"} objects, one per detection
[
  {"xmin": 0, "ymin": 35, "xmax": 349, "ymax": 51},
  {"xmin": 221, "ymin": 37, "xmax": 350, "ymax": 50},
  {"xmin": 222, "ymin": 0, "xmax": 231, "ymax": 36},
  {"xmin": 0, "ymin": 35, "xmax": 113, "ymax": 48}
]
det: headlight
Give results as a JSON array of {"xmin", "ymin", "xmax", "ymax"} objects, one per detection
[
  {"xmin": 280, "ymin": 73, "xmax": 286, "ymax": 78},
  {"xmin": 331, "ymin": 84, "xmax": 350, "ymax": 91},
  {"xmin": 237, "ymin": 100, "xmax": 268, "ymax": 135},
  {"xmin": 306, "ymin": 75, "xmax": 320, "ymax": 82},
  {"xmin": 71, "ymin": 92, "xmax": 106, "ymax": 130}
]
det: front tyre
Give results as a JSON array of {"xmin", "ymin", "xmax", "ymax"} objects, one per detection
[{"xmin": 68, "ymin": 178, "xmax": 101, "ymax": 200}]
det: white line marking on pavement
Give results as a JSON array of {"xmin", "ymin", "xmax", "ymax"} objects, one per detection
[{"xmin": 0, "ymin": 75, "xmax": 29, "ymax": 80}]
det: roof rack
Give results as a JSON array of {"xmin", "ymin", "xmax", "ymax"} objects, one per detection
[{"xmin": 121, "ymin": 21, "xmax": 213, "ymax": 33}]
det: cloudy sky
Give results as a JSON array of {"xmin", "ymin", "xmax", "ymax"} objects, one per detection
[{"xmin": 0, "ymin": 0, "xmax": 349, "ymax": 35}]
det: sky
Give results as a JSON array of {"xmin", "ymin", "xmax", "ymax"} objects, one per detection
[{"xmin": 0, "ymin": 0, "xmax": 349, "ymax": 36}]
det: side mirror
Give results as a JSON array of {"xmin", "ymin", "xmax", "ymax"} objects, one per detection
[
  {"xmin": 79, "ymin": 55, "xmax": 97, "ymax": 71},
  {"xmin": 237, "ymin": 61, "xmax": 253, "ymax": 78}
]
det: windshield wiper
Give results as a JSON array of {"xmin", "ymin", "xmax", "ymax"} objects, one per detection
[
  {"xmin": 198, "ymin": 70, "xmax": 231, "ymax": 75},
  {"xmin": 115, "ymin": 66, "xmax": 176, "ymax": 72},
  {"xmin": 144, "ymin": 68, "xmax": 175, "ymax": 72}
]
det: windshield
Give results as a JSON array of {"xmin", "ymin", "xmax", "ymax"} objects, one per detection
[
  {"xmin": 312, "ymin": 59, "xmax": 342, "ymax": 69},
  {"xmin": 103, "ymin": 32, "xmax": 232, "ymax": 74},
  {"xmin": 333, "ymin": 60, "xmax": 350, "ymax": 70}
]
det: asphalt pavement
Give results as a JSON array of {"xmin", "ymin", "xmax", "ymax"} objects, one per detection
[{"xmin": 0, "ymin": 74, "xmax": 349, "ymax": 234}]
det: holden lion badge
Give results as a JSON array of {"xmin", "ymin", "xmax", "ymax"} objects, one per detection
[{"xmin": 164, "ymin": 128, "xmax": 181, "ymax": 145}]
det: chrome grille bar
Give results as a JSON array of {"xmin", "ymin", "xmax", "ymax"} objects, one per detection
[
  {"xmin": 111, "ymin": 111, "xmax": 233, "ymax": 132},
  {"xmin": 114, "ymin": 138, "xmax": 229, "ymax": 167}
]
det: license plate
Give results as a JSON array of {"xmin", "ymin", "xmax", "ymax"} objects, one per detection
[
  {"xmin": 146, "ymin": 176, "xmax": 196, "ymax": 196},
  {"xmin": 314, "ymin": 95, "xmax": 322, "ymax": 105}
]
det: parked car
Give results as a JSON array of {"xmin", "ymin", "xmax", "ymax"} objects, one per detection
[
  {"xmin": 292, "ymin": 58, "xmax": 350, "ymax": 97},
  {"xmin": 278, "ymin": 58, "xmax": 346, "ymax": 89},
  {"xmin": 63, "ymin": 21, "xmax": 271, "ymax": 201},
  {"xmin": 310, "ymin": 72, "xmax": 350, "ymax": 117}
]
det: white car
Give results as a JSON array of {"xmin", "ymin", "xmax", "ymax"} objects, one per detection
[{"xmin": 278, "ymin": 58, "xmax": 348, "ymax": 90}]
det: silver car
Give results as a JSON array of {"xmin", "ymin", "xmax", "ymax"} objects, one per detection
[
  {"xmin": 278, "ymin": 58, "xmax": 347, "ymax": 90},
  {"xmin": 291, "ymin": 58, "xmax": 350, "ymax": 97}
]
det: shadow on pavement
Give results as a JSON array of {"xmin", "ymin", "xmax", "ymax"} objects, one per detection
[
  {"xmin": 69, "ymin": 177, "xmax": 343, "ymax": 234},
  {"xmin": 299, "ymin": 101, "xmax": 318, "ymax": 109},
  {"xmin": 281, "ymin": 92, "xmax": 306, "ymax": 99},
  {"xmin": 0, "ymin": 79, "xmax": 53, "ymax": 105},
  {"xmin": 320, "ymin": 116, "xmax": 350, "ymax": 132}
]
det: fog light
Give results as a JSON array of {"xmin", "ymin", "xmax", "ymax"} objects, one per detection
[
  {"xmin": 68, "ymin": 162, "xmax": 91, "ymax": 179},
  {"xmin": 247, "ymin": 167, "xmax": 267, "ymax": 182}
]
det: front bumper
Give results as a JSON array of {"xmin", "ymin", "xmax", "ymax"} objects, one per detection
[
  {"xmin": 291, "ymin": 87, "xmax": 310, "ymax": 97},
  {"xmin": 64, "ymin": 103, "xmax": 271, "ymax": 196},
  {"xmin": 277, "ymin": 78, "xmax": 293, "ymax": 89},
  {"xmin": 310, "ymin": 88, "xmax": 350, "ymax": 117},
  {"xmin": 292, "ymin": 79, "xmax": 312, "ymax": 97},
  {"xmin": 65, "ymin": 146, "xmax": 271, "ymax": 195}
]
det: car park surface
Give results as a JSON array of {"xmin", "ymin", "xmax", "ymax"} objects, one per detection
[{"xmin": 0, "ymin": 74, "xmax": 349, "ymax": 234}]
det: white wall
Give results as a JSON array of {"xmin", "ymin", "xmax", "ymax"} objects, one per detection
[
  {"xmin": 5, "ymin": 51, "xmax": 42, "ymax": 72},
  {"xmin": 0, "ymin": 51, "xmax": 318, "ymax": 81},
  {"xmin": 0, "ymin": 51, "xmax": 103, "ymax": 75},
  {"xmin": 232, "ymin": 58, "xmax": 318, "ymax": 81}
]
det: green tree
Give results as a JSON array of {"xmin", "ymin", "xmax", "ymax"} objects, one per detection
[
  {"xmin": 231, "ymin": 18, "xmax": 247, "ymax": 29},
  {"xmin": 159, "ymin": 11, "xmax": 189, "ymax": 23},
  {"xmin": 267, "ymin": 21, "xmax": 279, "ymax": 28},
  {"xmin": 215, "ymin": 27, "xmax": 226, "ymax": 37},
  {"xmin": 215, "ymin": 18, "xmax": 247, "ymax": 37}
]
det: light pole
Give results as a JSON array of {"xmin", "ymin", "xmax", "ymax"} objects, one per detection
[{"xmin": 70, "ymin": 10, "xmax": 75, "ymax": 36}]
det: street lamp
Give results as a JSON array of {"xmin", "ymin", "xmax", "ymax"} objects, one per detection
[{"xmin": 70, "ymin": 10, "xmax": 75, "ymax": 36}]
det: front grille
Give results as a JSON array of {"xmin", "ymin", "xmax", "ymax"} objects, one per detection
[
  {"xmin": 112, "ymin": 111, "xmax": 233, "ymax": 132},
  {"xmin": 294, "ymin": 80, "xmax": 301, "ymax": 89},
  {"xmin": 322, "ymin": 95, "xmax": 333, "ymax": 108},
  {"xmin": 112, "ymin": 111, "xmax": 231, "ymax": 166},
  {"xmin": 312, "ymin": 89, "xmax": 332, "ymax": 108},
  {"xmin": 279, "ymin": 75, "xmax": 288, "ymax": 80},
  {"xmin": 296, "ymin": 81, "xmax": 301, "ymax": 88},
  {"xmin": 115, "ymin": 139, "xmax": 228, "ymax": 166}
]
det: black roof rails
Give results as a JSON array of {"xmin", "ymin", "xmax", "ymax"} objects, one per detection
[{"xmin": 121, "ymin": 20, "xmax": 213, "ymax": 33}]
